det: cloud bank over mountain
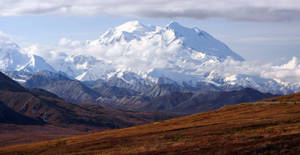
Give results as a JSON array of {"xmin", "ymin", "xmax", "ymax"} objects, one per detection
[
  {"xmin": 11, "ymin": 20, "xmax": 300, "ymax": 87},
  {"xmin": 0, "ymin": 0, "xmax": 300, "ymax": 21},
  {"xmin": 1, "ymin": 20, "xmax": 300, "ymax": 94}
]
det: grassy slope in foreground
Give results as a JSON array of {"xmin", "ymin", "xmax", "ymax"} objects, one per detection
[
  {"xmin": 262, "ymin": 92, "xmax": 300, "ymax": 102},
  {"xmin": 1, "ymin": 103, "xmax": 300, "ymax": 155}
]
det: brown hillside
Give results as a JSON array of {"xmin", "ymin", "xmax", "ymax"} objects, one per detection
[
  {"xmin": 0, "ymin": 124, "xmax": 97, "ymax": 147},
  {"xmin": 262, "ymin": 92, "xmax": 300, "ymax": 102},
  {"xmin": 1, "ymin": 103, "xmax": 300, "ymax": 155}
]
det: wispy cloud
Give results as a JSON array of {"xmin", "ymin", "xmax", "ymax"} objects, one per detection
[{"xmin": 1, "ymin": 0, "xmax": 300, "ymax": 21}]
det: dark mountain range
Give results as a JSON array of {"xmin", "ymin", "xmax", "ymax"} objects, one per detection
[
  {"xmin": 24, "ymin": 71, "xmax": 101, "ymax": 104},
  {"xmin": 145, "ymin": 87, "xmax": 277, "ymax": 114},
  {"xmin": 20, "ymin": 71, "xmax": 276, "ymax": 115},
  {"xmin": 142, "ymin": 83, "xmax": 186, "ymax": 97},
  {"xmin": 100, "ymin": 87, "xmax": 277, "ymax": 114},
  {"xmin": 84, "ymin": 79, "xmax": 139, "ymax": 99},
  {"xmin": 0, "ymin": 71, "xmax": 176, "ymax": 147},
  {"xmin": 0, "ymin": 72, "xmax": 175, "ymax": 128}
]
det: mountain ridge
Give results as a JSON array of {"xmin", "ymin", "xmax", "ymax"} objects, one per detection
[
  {"xmin": 24, "ymin": 71, "xmax": 100, "ymax": 104},
  {"xmin": 0, "ymin": 71, "xmax": 176, "ymax": 129}
]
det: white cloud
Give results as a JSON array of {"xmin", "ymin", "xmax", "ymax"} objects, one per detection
[
  {"xmin": 0, "ymin": 31, "xmax": 21, "ymax": 50},
  {"xmin": 23, "ymin": 34, "xmax": 300, "ymax": 86},
  {"xmin": 0, "ymin": 31, "xmax": 10, "ymax": 39},
  {"xmin": 1, "ymin": 0, "xmax": 300, "ymax": 21},
  {"xmin": 262, "ymin": 57, "xmax": 300, "ymax": 83},
  {"xmin": 0, "ymin": 31, "xmax": 13, "ymax": 43},
  {"xmin": 209, "ymin": 57, "xmax": 300, "ymax": 84},
  {"xmin": 58, "ymin": 38, "xmax": 82, "ymax": 48},
  {"xmin": 3, "ymin": 22, "xmax": 300, "ymax": 87}
]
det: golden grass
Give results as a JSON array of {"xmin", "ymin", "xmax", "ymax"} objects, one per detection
[{"xmin": 1, "ymin": 103, "xmax": 300, "ymax": 154}]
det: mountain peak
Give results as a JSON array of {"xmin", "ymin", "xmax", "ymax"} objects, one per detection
[
  {"xmin": 123, "ymin": 20, "xmax": 142, "ymax": 26},
  {"xmin": 115, "ymin": 20, "xmax": 149, "ymax": 33},
  {"xmin": 0, "ymin": 33, "xmax": 56, "ymax": 73},
  {"xmin": 78, "ymin": 21, "xmax": 245, "ymax": 83},
  {"xmin": 166, "ymin": 21, "xmax": 184, "ymax": 29},
  {"xmin": 166, "ymin": 21, "xmax": 192, "ymax": 34},
  {"xmin": 97, "ymin": 20, "xmax": 153, "ymax": 43},
  {"xmin": 18, "ymin": 54, "xmax": 56, "ymax": 73},
  {"xmin": 165, "ymin": 22, "xmax": 244, "ymax": 61}
]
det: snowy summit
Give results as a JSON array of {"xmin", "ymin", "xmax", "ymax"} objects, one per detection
[
  {"xmin": 0, "ymin": 21, "xmax": 299, "ymax": 94},
  {"xmin": 52, "ymin": 21, "xmax": 245, "ymax": 82}
]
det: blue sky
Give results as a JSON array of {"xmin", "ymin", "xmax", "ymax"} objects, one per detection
[{"xmin": 0, "ymin": 0, "xmax": 300, "ymax": 62}]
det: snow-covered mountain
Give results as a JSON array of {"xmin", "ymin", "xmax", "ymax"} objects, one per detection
[
  {"xmin": 0, "ymin": 33, "xmax": 55, "ymax": 74},
  {"xmin": 18, "ymin": 54, "xmax": 55, "ymax": 73},
  {"xmin": 51, "ymin": 55, "xmax": 114, "ymax": 81},
  {"xmin": 52, "ymin": 21, "xmax": 245, "ymax": 81},
  {"xmin": 0, "ymin": 35, "xmax": 28, "ymax": 71},
  {"xmin": 47, "ymin": 20, "xmax": 295, "ymax": 94},
  {"xmin": 92, "ymin": 21, "xmax": 243, "ymax": 61},
  {"xmin": 1, "ymin": 21, "xmax": 299, "ymax": 94}
]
